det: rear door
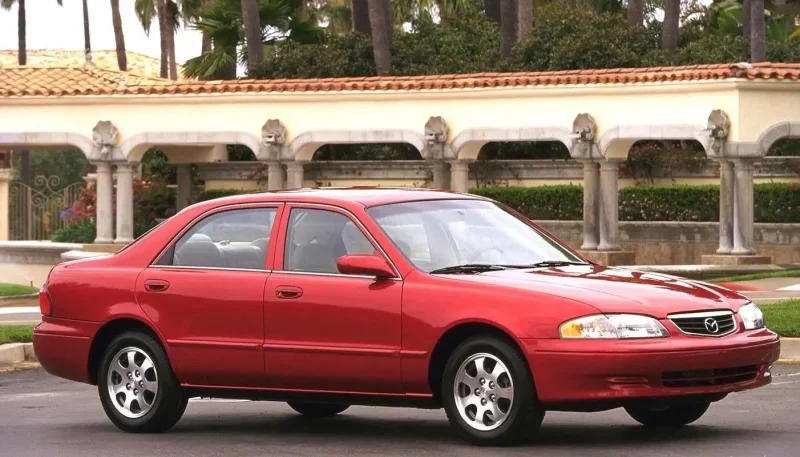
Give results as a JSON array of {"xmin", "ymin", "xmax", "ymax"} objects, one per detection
[{"xmin": 136, "ymin": 204, "xmax": 283, "ymax": 387}]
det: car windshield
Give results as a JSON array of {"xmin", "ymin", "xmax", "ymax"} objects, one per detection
[{"xmin": 367, "ymin": 199, "xmax": 585, "ymax": 273}]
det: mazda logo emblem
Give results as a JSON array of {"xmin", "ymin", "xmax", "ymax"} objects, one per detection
[{"xmin": 704, "ymin": 318, "xmax": 719, "ymax": 333}]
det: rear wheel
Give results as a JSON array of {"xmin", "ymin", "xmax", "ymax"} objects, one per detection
[
  {"xmin": 442, "ymin": 336, "xmax": 544, "ymax": 446},
  {"xmin": 98, "ymin": 331, "xmax": 187, "ymax": 433},
  {"xmin": 287, "ymin": 402, "xmax": 349, "ymax": 417},
  {"xmin": 625, "ymin": 402, "xmax": 710, "ymax": 427}
]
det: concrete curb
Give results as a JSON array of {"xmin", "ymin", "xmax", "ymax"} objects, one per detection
[
  {"xmin": 779, "ymin": 337, "xmax": 800, "ymax": 361},
  {"xmin": 0, "ymin": 343, "xmax": 37, "ymax": 365},
  {"xmin": 0, "ymin": 294, "xmax": 38, "ymax": 308}
]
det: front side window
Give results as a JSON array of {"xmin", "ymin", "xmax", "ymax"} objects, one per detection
[
  {"xmin": 164, "ymin": 208, "xmax": 276, "ymax": 270},
  {"xmin": 284, "ymin": 208, "xmax": 376, "ymax": 274},
  {"xmin": 367, "ymin": 199, "xmax": 583, "ymax": 272}
]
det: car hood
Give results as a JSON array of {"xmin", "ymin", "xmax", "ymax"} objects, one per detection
[{"xmin": 444, "ymin": 265, "xmax": 748, "ymax": 318}]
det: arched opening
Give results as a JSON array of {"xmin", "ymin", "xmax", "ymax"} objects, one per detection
[
  {"xmin": 472, "ymin": 141, "xmax": 572, "ymax": 190},
  {"xmin": 620, "ymin": 140, "xmax": 709, "ymax": 187},
  {"xmin": 7, "ymin": 148, "xmax": 91, "ymax": 241},
  {"xmin": 306, "ymin": 143, "xmax": 426, "ymax": 188}
]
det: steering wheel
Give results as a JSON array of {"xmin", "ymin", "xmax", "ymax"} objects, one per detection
[{"xmin": 466, "ymin": 246, "xmax": 504, "ymax": 263}]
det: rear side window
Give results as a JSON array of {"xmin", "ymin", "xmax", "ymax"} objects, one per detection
[{"xmin": 159, "ymin": 208, "xmax": 276, "ymax": 270}]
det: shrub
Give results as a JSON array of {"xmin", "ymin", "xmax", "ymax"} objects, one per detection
[
  {"xmin": 471, "ymin": 185, "xmax": 583, "ymax": 220},
  {"xmin": 472, "ymin": 183, "xmax": 800, "ymax": 223},
  {"xmin": 196, "ymin": 188, "xmax": 255, "ymax": 202},
  {"xmin": 51, "ymin": 219, "xmax": 96, "ymax": 243}
]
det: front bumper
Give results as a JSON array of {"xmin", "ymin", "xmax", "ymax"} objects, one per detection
[{"xmin": 524, "ymin": 329, "xmax": 780, "ymax": 405}]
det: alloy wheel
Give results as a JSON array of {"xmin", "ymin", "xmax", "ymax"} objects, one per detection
[
  {"xmin": 453, "ymin": 352, "xmax": 515, "ymax": 431},
  {"xmin": 106, "ymin": 346, "xmax": 159, "ymax": 419}
]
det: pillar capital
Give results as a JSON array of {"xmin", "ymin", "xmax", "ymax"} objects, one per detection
[
  {"xmin": 732, "ymin": 157, "xmax": 757, "ymax": 170},
  {"xmin": 285, "ymin": 160, "xmax": 308, "ymax": 172},
  {"xmin": 448, "ymin": 159, "xmax": 472, "ymax": 172},
  {"xmin": 599, "ymin": 159, "xmax": 623, "ymax": 171}
]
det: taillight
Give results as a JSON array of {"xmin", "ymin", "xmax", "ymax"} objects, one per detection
[{"xmin": 39, "ymin": 288, "xmax": 52, "ymax": 316}]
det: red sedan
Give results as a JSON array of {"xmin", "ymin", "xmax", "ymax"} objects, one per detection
[{"xmin": 33, "ymin": 188, "xmax": 780, "ymax": 446}]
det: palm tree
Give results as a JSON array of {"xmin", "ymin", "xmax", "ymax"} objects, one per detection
[
  {"xmin": 241, "ymin": 0, "xmax": 264, "ymax": 73},
  {"xmin": 743, "ymin": 0, "xmax": 751, "ymax": 42},
  {"xmin": 184, "ymin": 0, "xmax": 324, "ymax": 79},
  {"xmin": 627, "ymin": 0, "xmax": 643, "ymax": 27},
  {"xmin": 518, "ymin": 0, "xmax": 531, "ymax": 41},
  {"xmin": 661, "ymin": 0, "xmax": 680, "ymax": 52},
  {"xmin": 111, "ymin": 0, "xmax": 127, "ymax": 70},
  {"xmin": 751, "ymin": 0, "xmax": 765, "ymax": 61},
  {"xmin": 484, "ymin": 0, "xmax": 501, "ymax": 22},
  {"xmin": 166, "ymin": 0, "xmax": 179, "ymax": 79},
  {"xmin": 368, "ymin": 0, "xmax": 392, "ymax": 74},
  {"xmin": 499, "ymin": 0, "xmax": 517, "ymax": 56},
  {"xmin": 82, "ymin": 0, "xmax": 91, "ymax": 58},
  {"xmin": 352, "ymin": 0, "xmax": 371, "ymax": 33}
]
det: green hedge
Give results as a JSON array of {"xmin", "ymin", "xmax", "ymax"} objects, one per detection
[
  {"xmin": 472, "ymin": 184, "xmax": 800, "ymax": 223},
  {"xmin": 196, "ymin": 188, "xmax": 255, "ymax": 202}
]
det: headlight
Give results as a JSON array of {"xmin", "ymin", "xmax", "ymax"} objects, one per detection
[
  {"xmin": 738, "ymin": 303, "xmax": 765, "ymax": 330},
  {"xmin": 560, "ymin": 314, "xmax": 669, "ymax": 339}
]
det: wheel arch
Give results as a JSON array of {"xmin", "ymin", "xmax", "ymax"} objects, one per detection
[
  {"xmin": 427, "ymin": 321, "xmax": 533, "ymax": 404},
  {"xmin": 87, "ymin": 317, "xmax": 171, "ymax": 385}
]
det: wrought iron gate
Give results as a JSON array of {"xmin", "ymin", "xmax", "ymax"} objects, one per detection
[{"xmin": 9, "ymin": 176, "xmax": 84, "ymax": 240}]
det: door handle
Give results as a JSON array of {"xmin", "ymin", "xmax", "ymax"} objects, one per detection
[
  {"xmin": 275, "ymin": 286, "xmax": 303, "ymax": 299},
  {"xmin": 144, "ymin": 279, "xmax": 170, "ymax": 292}
]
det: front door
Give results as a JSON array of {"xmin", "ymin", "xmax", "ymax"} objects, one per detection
[
  {"xmin": 263, "ymin": 205, "xmax": 404, "ymax": 393},
  {"xmin": 136, "ymin": 205, "xmax": 282, "ymax": 387}
]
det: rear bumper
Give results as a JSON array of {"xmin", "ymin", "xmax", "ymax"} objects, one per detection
[
  {"xmin": 33, "ymin": 317, "xmax": 100, "ymax": 384},
  {"xmin": 524, "ymin": 329, "xmax": 780, "ymax": 405}
]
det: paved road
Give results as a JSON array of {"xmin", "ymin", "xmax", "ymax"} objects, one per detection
[{"xmin": 1, "ymin": 366, "xmax": 799, "ymax": 457}]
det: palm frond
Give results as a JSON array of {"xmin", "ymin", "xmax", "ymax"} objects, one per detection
[
  {"xmin": 183, "ymin": 47, "xmax": 237, "ymax": 78},
  {"xmin": 135, "ymin": 0, "xmax": 158, "ymax": 34}
]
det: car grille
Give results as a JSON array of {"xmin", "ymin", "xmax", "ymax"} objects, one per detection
[
  {"xmin": 668, "ymin": 310, "xmax": 737, "ymax": 337},
  {"xmin": 662, "ymin": 365, "xmax": 759, "ymax": 388}
]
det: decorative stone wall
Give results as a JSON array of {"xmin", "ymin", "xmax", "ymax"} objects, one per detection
[{"xmin": 540, "ymin": 221, "xmax": 800, "ymax": 265}]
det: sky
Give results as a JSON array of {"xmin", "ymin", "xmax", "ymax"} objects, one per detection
[{"xmin": 0, "ymin": 0, "xmax": 202, "ymax": 64}]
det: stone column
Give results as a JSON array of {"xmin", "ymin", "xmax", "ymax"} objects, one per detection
[
  {"xmin": 0, "ymin": 169, "xmax": 13, "ymax": 241},
  {"xmin": 597, "ymin": 160, "xmax": 621, "ymax": 251},
  {"xmin": 732, "ymin": 159, "xmax": 756, "ymax": 255},
  {"xmin": 94, "ymin": 162, "xmax": 114, "ymax": 244},
  {"xmin": 580, "ymin": 160, "xmax": 600, "ymax": 250},
  {"xmin": 449, "ymin": 160, "xmax": 471, "ymax": 193},
  {"xmin": 175, "ymin": 164, "xmax": 192, "ymax": 211},
  {"xmin": 267, "ymin": 161, "xmax": 285, "ymax": 190},
  {"xmin": 432, "ymin": 160, "xmax": 449, "ymax": 189},
  {"xmin": 716, "ymin": 159, "xmax": 734, "ymax": 254},
  {"xmin": 114, "ymin": 162, "xmax": 135, "ymax": 244},
  {"xmin": 286, "ymin": 161, "xmax": 307, "ymax": 189}
]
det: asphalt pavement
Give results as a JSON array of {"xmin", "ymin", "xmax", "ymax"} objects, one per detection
[{"xmin": 1, "ymin": 365, "xmax": 799, "ymax": 457}]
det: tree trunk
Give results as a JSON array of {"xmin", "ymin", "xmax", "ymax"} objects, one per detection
[
  {"xmin": 499, "ymin": 0, "xmax": 518, "ymax": 57},
  {"xmin": 484, "ymin": 0, "xmax": 501, "ymax": 22},
  {"xmin": 661, "ymin": 0, "xmax": 680, "ymax": 52},
  {"xmin": 82, "ymin": 0, "xmax": 91, "ymax": 57},
  {"xmin": 110, "ymin": 0, "xmax": 127, "ymax": 71},
  {"xmin": 18, "ymin": 0, "xmax": 26, "ymax": 65},
  {"xmin": 201, "ymin": 0, "xmax": 213, "ymax": 53},
  {"xmin": 517, "ymin": 0, "xmax": 532, "ymax": 42},
  {"xmin": 352, "ymin": 0, "xmax": 371, "ymax": 35},
  {"xmin": 382, "ymin": 0, "xmax": 393, "ymax": 44},
  {"xmin": 166, "ymin": 1, "xmax": 178, "ymax": 80},
  {"xmin": 368, "ymin": 0, "xmax": 392, "ymax": 75},
  {"xmin": 750, "ymin": 0, "xmax": 765, "ymax": 62},
  {"xmin": 157, "ymin": 0, "xmax": 168, "ymax": 78},
  {"xmin": 742, "ymin": 0, "xmax": 751, "ymax": 43},
  {"xmin": 241, "ymin": 0, "xmax": 264, "ymax": 74},
  {"xmin": 627, "ymin": 0, "xmax": 643, "ymax": 27}
]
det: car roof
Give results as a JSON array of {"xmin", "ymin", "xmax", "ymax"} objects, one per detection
[{"xmin": 194, "ymin": 187, "xmax": 484, "ymax": 211}]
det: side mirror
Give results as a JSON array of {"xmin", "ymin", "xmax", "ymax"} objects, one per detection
[{"xmin": 337, "ymin": 255, "xmax": 395, "ymax": 279}]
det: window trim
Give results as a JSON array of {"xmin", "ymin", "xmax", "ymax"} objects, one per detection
[
  {"xmin": 149, "ymin": 202, "xmax": 284, "ymax": 271},
  {"xmin": 276, "ymin": 202, "xmax": 402, "ymax": 280}
]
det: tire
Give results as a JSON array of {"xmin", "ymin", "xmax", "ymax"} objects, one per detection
[
  {"xmin": 287, "ymin": 402, "xmax": 350, "ymax": 418},
  {"xmin": 98, "ymin": 331, "xmax": 187, "ymax": 433},
  {"xmin": 442, "ymin": 335, "xmax": 544, "ymax": 446},
  {"xmin": 625, "ymin": 401, "xmax": 710, "ymax": 427}
]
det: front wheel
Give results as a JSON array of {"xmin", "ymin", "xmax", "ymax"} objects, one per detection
[
  {"xmin": 98, "ymin": 331, "xmax": 187, "ymax": 433},
  {"xmin": 442, "ymin": 336, "xmax": 544, "ymax": 446},
  {"xmin": 287, "ymin": 402, "xmax": 349, "ymax": 417},
  {"xmin": 625, "ymin": 402, "xmax": 710, "ymax": 427}
]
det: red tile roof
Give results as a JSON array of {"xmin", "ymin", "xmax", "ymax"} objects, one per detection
[{"xmin": 1, "ymin": 62, "xmax": 799, "ymax": 97}]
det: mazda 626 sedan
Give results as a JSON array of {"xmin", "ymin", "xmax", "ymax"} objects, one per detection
[{"xmin": 33, "ymin": 188, "xmax": 780, "ymax": 446}]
